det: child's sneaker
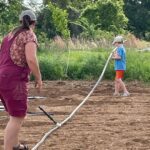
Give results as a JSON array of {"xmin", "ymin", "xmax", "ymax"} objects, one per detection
[
  {"xmin": 122, "ymin": 92, "xmax": 130, "ymax": 97},
  {"xmin": 113, "ymin": 93, "xmax": 120, "ymax": 96}
]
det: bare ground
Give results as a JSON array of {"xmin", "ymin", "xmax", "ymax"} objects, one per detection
[{"xmin": 0, "ymin": 80, "xmax": 150, "ymax": 150}]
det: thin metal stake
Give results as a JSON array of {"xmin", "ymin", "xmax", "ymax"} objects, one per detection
[{"xmin": 38, "ymin": 106, "xmax": 57, "ymax": 125}]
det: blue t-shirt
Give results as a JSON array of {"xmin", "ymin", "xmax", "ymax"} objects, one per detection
[{"xmin": 114, "ymin": 45, "xmax": 126, "ymax": 70}]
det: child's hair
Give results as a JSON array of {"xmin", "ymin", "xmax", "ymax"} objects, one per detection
[{"xmin": 117, "ymin": 41, "xmax": 123, "ymax": 44}]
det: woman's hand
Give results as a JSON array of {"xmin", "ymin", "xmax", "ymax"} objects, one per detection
[
  {"xmin": 35, "ymin": 79, "xmax": 42, "ymax": 92},
  {"xmin": 25, "ymin": 42, "xmax": 43, "ymax": 92}
]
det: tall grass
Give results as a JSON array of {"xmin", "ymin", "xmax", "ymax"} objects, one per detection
[
  {"xmin": 38, "ymin": 33, "xmax": 150, "ymax": 53},
  {"xmin": 126, "ymin": 50, "xmax": 150, "ymax": 81},
  {"xmin": 37, "ymin": 49, "xmax": 150, "ymax": 82}
]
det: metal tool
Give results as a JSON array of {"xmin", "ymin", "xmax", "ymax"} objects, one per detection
[{"xmin": 38, "ymin": 106, "xmax": 60, "ymax": 125}]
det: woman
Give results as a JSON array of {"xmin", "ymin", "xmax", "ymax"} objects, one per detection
[{"xmin": 0, "ymin": 10, "xmax": 42, "ymax": 150}]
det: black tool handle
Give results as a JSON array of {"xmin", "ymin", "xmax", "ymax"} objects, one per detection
[{"xmin": 39, "ymin": 106, "xmax": 57, "ymax": 124}]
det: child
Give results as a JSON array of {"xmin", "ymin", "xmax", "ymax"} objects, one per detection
[{"xmin": 112, "ymin": 35, "xmax": 130, "ymax": 96}]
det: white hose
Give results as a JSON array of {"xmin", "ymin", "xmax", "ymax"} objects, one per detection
[{"xmin": 31, "ymin": 47, "xmax": 117, "ymax": 150}]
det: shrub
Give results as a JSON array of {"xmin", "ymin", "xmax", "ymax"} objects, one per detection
[{"xmin": 35, "ymin": 49, "xmax": 150, "ymax": 82}]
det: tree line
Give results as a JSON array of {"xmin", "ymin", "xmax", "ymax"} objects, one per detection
[{"xmin": 0, "ymin": 0, "xmax": 150, "ymax": 41}]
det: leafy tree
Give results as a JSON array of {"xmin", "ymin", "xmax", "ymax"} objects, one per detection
[
  {"xmin": 36, "ymin": 7, "xmax": 56, "ymax": 38},
  {"xmin": 81, "ymin": 0, "xmax": 128, "ymax": 34},
  {"xmin": 67, "ymin": 5, "xmax": 83, "ymax": 37},
  {"xmin": 124, "ymin": 0, "xmax": 150, "ymax": 40},
  {"xmin": 37, "ymin": 2, "xmax": 70, "ymax": 39},
  {"xmin": 69, "ymin": 0, "xmax": 98, "ymax": 9},
  {"xmin": 0, "ymin": 1, "xmax": 7, "ymax": 36},
  {"xmin": 0, "ymin": 0, "xmax": 22, "ymax": 36},
  {"xmin": 43, "ymin": 0, "xmax": 69, "ymax": 8}
]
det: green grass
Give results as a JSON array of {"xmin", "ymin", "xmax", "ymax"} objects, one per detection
[
  {"xmin": 126, "ymin": 51, "xmax": 150, "ymax": 81},
  {"xmin": 37, "ymin": 49, "xmax": 150, "ymax": 82}
]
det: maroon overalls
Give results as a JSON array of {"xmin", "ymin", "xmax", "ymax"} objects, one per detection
[{"xmin": 0, "ymin": 31, "xmax": 30, "ymax": 117}]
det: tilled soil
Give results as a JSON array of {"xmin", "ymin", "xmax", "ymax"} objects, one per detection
[{"xmin": 0, "ymin": 80, "xmax": 150, "ymax": 150}]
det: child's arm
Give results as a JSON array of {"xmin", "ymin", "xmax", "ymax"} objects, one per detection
[{"xmin": 112, "ymin": 51, "xmax": 121, "ymax": 60}]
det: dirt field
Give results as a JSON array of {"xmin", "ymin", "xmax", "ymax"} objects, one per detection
[{"xmin": 0, "ymin": 80, "xmax": 150, "ymax": 150}]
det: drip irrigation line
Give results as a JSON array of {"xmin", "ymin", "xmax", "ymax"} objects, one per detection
[
  {"xmin": 0, "ymin": 105, "xmax": 4, "ymax": 112},
  {"xmin": 28, "ymin": 96, "xmax": 47, "ymax": 100},
  {"xmin": 0, "ymin": 112, "xmax": 54, "ymax": 121},
  {"xmin": 27, "ymin": 111, "xmax": 54, "ymax": 116},
  {"xmin": 0, "ymin": 106, "xmax": 4, "ymax": 109},
  {"xmin": 31, "ymin": 47, "xmax": 117, "ymax": 150}
]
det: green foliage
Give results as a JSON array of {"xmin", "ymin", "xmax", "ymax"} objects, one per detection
[
  {"xmin": 77, "ymin": 17, "xmax": 97, "ymax": 39},
  {"xmin": 124, "ymin": 0, "xmax": 150, "ymax": 40},
  {"xmin": 0, "ymin": 0, "xmax": 149, "ymax": 41},
  {"xmin": 48, "ymin": 0, "xmax": 69, "ymax": 8},
  {"xmin": 69, "ymin": 0, "xmax": 97, "ymax": 9},
  {"xmin": 79, "ymin": 54, "xmax": 105, "ymax": 79},
  {"xmin": 98, "ymin": 0, "xmax": 128, "ymax": 33},
  {"xmin": 65, "ymin": 51, "xmax": 106, "ymax": 79},
  {"xmin": 73, "ymin": 0, "xmax": 128, "ymax": 39},
  {"xmin": 36, "ymin": 7, "xmax": 56, "ymax": 38},
  {"xmin": 48, "ymin": 2, "xmax": 70, "ymax": 38},
  {"xmin": 37, "ymin": 49, "xmax": 150, "ymax": 82},
  {"xmin": 67, "ymin": 5, "xmax": 80, "ymax": 21},
  {"xmin": 74, "ymin": 17, "xmax": 115, "ymax": 40},
  {"xmin": 0, "ymin": 0, "xmax": 22, "ymax": 35},
  {"xmin": 81, "ymin": 0, "xmax": 128, "ymax": 34},
  {"xmin": 38, "ymin": 53, "xmax": 65, "ymax": 80},
  {"xmin": 80, "ymin": 3, "xmax": 98, "ymax": 25},
  {"xmin": 125, "ymin": 50, "xmax": 150, "ymax": 82},
  {"xmin": 37, "ymin": 2, "xmax": 70, "ymax": 39}
]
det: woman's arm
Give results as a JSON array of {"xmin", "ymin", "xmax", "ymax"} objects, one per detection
[{"xmin": 25, "ymin": 42, "xmax": 42, "ymax": 92}]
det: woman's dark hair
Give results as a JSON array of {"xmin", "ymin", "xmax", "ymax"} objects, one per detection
[
  {"xmin": 21, "ymin": 15, "xmax": 35, "ymax": 30},
  {"xmin": 12, "ymin": 15, "xmax": 35, "ymax": 35}
]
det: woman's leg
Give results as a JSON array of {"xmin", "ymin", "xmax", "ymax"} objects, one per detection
[{"xmin": 4, "ymin": 116, "xmax": 25, "ymax": 150}]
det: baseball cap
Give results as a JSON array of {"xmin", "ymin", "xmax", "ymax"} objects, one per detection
[
  {"xmin": 19, "ymin": 10, "xmax": 37, "ymax": 21},
  {"xmin": 112, "ymin": 35, "xmax": 124, "ymax": 45}
]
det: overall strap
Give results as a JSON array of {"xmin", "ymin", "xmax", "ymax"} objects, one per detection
[
  {"xmin": 9, "ymin": 28, "xmax": 27, "ymax": 45},
  {"xmin": 0, "ymin": 28, "xmax": 27, "ymax": 52}
]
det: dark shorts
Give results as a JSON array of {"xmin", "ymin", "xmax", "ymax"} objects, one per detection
[{"xmin": 0, "ymin": 75, "xmax": 28, "ymax": 117}]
